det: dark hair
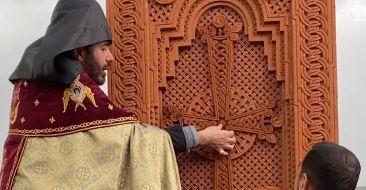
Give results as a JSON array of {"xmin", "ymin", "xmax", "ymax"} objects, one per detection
[
  {"xmin": 301, "ymin": 142, "xmax": 361, "ymax": 190},
  {"xmin": 53, "ymin": 46, "xmax": 91, "ymax": 85},
  {"xmin": 55, "ymin": 44, "xmax": 93, "ymax": 60}
]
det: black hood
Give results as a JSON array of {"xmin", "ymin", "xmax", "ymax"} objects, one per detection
[{"xmin": 9, "ymin": 0, "xmax": 112, "ymax": 84}]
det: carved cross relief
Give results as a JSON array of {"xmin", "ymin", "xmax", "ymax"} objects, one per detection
[
  {"xmin": 162, "ymin": 14, "xmax": 284, "ymax": 187},
  {"xmin": 108, "ymin": 0, "xmax": 337, "ymax": 189}
]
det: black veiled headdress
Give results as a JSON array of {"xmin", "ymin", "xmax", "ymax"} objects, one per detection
[{"xmin": 9, "ymin": 0, "xmax": 111, "ymax": 84}]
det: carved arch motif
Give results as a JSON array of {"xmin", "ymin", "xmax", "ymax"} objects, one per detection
[
  {"xmin": 156, "ymin": 2, "xmax": 286, "ymax": 189},
  {"xmin": 155, "ymin": 0, "xmax": 288, "ymax": 87},
  {"xmin": 108, "ymin": 0, "xmax": 337, "ymax": 189}
]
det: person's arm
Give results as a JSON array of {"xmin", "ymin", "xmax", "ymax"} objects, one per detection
[
  {"xmin": 165, "ymin": 124, "xmax": 236, "ymax": 155},
  {"xmin": 164, "ymin": 124, "xmax": 188, "ymax": 153}
]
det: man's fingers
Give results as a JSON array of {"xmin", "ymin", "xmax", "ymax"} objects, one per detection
[
  {"xmin": 222, "ymin": 130, "xmax": 235, "ymax": 137},
  {"xmin": 223, "ymin": 144, "xmax": 235, "ymax": 151},
  {"xmin": 208, "ymin": 123, "xmax": 223, "ymax": 130},
  {"xmin": 228, "ymin": 136, "xmax": 236, "ymax": 144},
  {"xmin": 217, "ymin": 123, "xmax": 223, "ymax": 129},
  {"xmin": 218, "ymin": 148, "xmax": 228, "ymax": 156}
]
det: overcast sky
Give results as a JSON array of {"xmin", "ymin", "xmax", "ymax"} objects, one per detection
[{"xmin": 0, "ymin": 0, "xmax": 365, "ymax": 186}]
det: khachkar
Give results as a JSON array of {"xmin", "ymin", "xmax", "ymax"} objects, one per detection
[{"xmin": 107, "ymin": 0, "xmax": 337, "ymax": 189}]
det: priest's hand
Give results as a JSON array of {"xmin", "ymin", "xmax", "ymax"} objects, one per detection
[{"xmin": 197, "ymin": 123, "xmax": 236, "ymax": 156}]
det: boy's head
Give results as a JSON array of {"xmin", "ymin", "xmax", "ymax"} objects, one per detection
[{"xmin": 295, "ymin": 142, "xmax": 360, "ymax": 190}]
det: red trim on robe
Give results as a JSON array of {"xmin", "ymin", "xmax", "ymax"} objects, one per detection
[{"xmin": 0, "ymin": 136, "xmax": 27, "ymax": 190}]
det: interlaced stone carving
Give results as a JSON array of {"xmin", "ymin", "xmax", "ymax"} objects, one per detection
[
  {"xmin": 265, "ymin": 0, "xmax": 291, "ymax": 15},
  {"xmin": 108, "ymin": 0, "xmax": 338, "ymax": 189},
  {"xmin": 108, "ymin": 0, "xmax": 144, "ymax": 120},
  {"xmin": 162, "ymin": 7, "xmax": 283, "ymax": 189},
  {"xmin": 297, "ymin": 0, "xmax": 336, "ymax": 154},
  {"xmin": 148, "ymin": 0, "xmax": 174, "ymax": 23}
]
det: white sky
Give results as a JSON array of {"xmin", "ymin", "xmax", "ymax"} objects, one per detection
[{"xmin": 0, "ymin": 0, "xmax": 365, "ymax": 186}]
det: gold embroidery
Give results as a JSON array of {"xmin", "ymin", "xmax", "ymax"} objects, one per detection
[
  {"xmin": 76, "ymin": 167, "xmax": 91, "ymax": 181},
  {"xmin": 60, "ymin": 142, "xmax": 73, "ymax": 155},
  {"xmin": 34, "ymin": 99, "xmax": 40, "ymax": 106},
  {"xmin": 10, "ymin": 87, "xmax": 20, "ymax": 125},
  {"xmin": 33, "ymin": 161, "xmax": 48, "ymax": 174},
  {"xmin": 49, "ymin": 117, "xmax": 56, "ymax": 124},
  {"xmin": 62, "ymin": 76, "xmax": 98, "ymax": 113},
  {"xmin": 23, "ymin": 81, "xmax": 28, "ymax": 87},
  {"xmin": 9, "ymin": 116, "xmax": 137, "ymax": 136},
  {"xmin": 10, "ymin": 102, "xmax": 20, "ymax": 125},
  {"xmin": 12, "ymin": 125, "xmax": 181, "ymax": 189},
  {"xmin": 20, "ymin": 117, "xmax": 25, "ymax": 124},
  {"xmin": 108, "ymin": 104, "xmax": 114, "ymax": 110}
]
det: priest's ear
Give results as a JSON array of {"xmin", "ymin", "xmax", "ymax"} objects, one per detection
[
  {"xmin": 296, "ymin": 173, "xmax": 311, "ymax": 190},
  {"xmin": 73, "ymin": 48, "xmax": 86, "ymax": 62}
]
